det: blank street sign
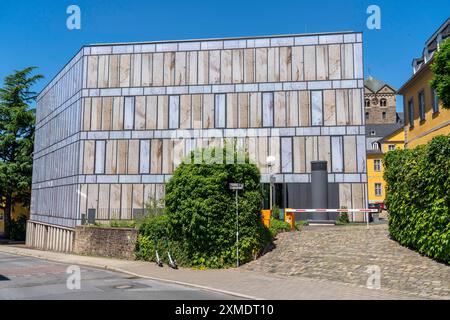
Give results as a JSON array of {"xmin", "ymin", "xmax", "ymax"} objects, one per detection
[{"xmin": 229, "ymin": 183, "xmax": 244, "ymax": 190}]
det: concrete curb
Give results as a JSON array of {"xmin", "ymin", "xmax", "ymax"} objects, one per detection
[
  {"xmin": 0, "ymin": 246, "xmax": 259, "ymax": 300},
  {"xmin": 105, "ymin": 266, "xmax": 260, "ymax": 300}
]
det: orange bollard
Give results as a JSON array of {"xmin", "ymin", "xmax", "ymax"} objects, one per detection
[
  {"xmin": 261, "ymin": 210, "xmax": 271, "ymax": 228},
  {"xmin": 284, "ymin": 209, "xmax": 296, "ymax": 230}
]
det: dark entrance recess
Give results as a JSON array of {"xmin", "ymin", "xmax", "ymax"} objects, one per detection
[{"xmin": 262, "ymin": 183, "xmax": 340, "ymax": 220}]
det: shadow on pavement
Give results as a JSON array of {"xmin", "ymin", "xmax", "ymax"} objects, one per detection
[{"xmin": 0, "ymin": 274, "xmax": 10, "ymax": 281}]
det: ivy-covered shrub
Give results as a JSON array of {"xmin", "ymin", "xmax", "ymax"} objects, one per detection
[
  {"xmin": 136, "ymin": 147, "xmax": 271, "ymax": 268},
  {"xmin": 384, "ymin": 135, "xmax": 450, "ymax": 264}
]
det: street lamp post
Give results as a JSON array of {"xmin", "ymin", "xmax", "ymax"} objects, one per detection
[
  {"xmin": 229, "ymin": 183, "xmax": 244, "ymax": 268},
  {"xmin": 235, "ymin": 188, "xmax": 239, "ymax": 267},
  {"xmin": 269, "ymin": 166, "xmax": 273, "ymax": 211},
  {"xmin": 266, "ymin": 156, "xmax": 275, "ymax": 211}
]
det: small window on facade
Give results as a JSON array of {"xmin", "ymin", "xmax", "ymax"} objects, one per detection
[
  {"xmin": 95, "ymin": 141, "xmax": 106, "ymax": 174},
  {"xmin": 139, "ymin": 140, "xmax": 150, "ymax": 174},
  {"xmin": 382, "ymin": 111, "xmax": 387, "ymax": 119},
  {"xmin": 169, "ymin": 96, "xmax": 180, "ymax": 129},
  {"xmin": 408, "ymin": 99, "xmax": 414, "ymax": 128},
  {"xmin": 262, "ymin": 92, "xmax": 275, "ymax": 127},
  {"xmin": 311, "ymin": 91, "xmax": 323, "ymax": 126},
  {"xmin": 388, "ymin": 144, "xmax": 396, "ymax": 151},
  {"xmin": 124, "ymin": 96, "xmax": 135, "ymax": 130},
  {"xmin": 365, "ymin": 112, "xmax": 370, "ymax": 120},
  {"xmin": 214, "ymin": 94, "xmax": 226, "ymax": 128},
  {"xmin": 281, "ymin": 137, "xmax": 293, "ymax": 173},
  {"xmin": 375, "ymin": 183, "xmax": 382, "ymax": 196},
  {"xmin": 432, "ymin": 89, "xmax": 439, "ymax": 114},
  {"xmin": 380, "ymin": 98, "xmax": 387, "ymax": 107},
  {"xmin": 374, "ymin": 159, "xmax": 381, "ymax": 171},
  {"xmin": 331, "ymin": 136, "xmax": 344, "ymax": 172},
  {"xmin": 365, "ymin": 99, "xmax": 370, "ymax": 107},
  {"xmin": 418, "ymin": 91, "xmax": 426, "ymax": 121},
  {"xmin": 372, "ymin": 142, "xmax": 379, "ymax": 150}
]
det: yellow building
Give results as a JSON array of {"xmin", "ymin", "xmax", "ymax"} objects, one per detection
[
  {"xmin": 367, "ymin": 128, "xmax": 405, "ymax": 205},
  {"xmin": 398, "ymin": 18, "xmax": 450, "ymax": 149},
  {"xmin": 0, "ymin": 201, "xmax": 29, "ymax": 235}
]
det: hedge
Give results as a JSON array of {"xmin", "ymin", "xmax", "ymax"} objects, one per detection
[
  {"xmin": 136, "ymin": 146, "xmax": 272, "ymax": 268},
  {"xmin": 384, "ymin": 134, "xmax": 450, "ymax": 264}
]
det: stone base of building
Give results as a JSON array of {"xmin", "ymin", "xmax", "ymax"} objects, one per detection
[
  {"xmin": 25, "ymin": 221, "xmax": 137, "ymax": 259},
  {"xmin": 26, "ymin": 220, "xmax": 75, "ymax": 252}
]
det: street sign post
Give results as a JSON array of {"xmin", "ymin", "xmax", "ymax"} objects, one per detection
[{"xmin": 229, "ymin": 183, "xmax": 244, "ymax": 267}]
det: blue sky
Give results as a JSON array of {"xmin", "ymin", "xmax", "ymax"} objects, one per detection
[{"xmin": 1, "ymin": 0, "xmax": 449, "ymax": 111}]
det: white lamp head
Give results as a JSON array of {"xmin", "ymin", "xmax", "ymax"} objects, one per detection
[{"xmin": 266, "ymin": 155, "xmax": 276, "ymax": 166}]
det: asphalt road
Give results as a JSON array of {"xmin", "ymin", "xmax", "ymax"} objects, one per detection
[{"xmin": 0, "ymin": 252, "xmax": 237, "ymax": 300}]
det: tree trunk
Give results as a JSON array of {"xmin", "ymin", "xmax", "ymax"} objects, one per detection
[{"xmin": 4, "ymin": 193, "xmax": 12, "ymax": 239}]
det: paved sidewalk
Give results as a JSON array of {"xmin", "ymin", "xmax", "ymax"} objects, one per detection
[
  {"xmin": 0, "ymin": 245, "xmax": 426, "ymax": 300},
  {"xmin": 0, "ymin": 252, "xmax": 235, "ymax": 300}
]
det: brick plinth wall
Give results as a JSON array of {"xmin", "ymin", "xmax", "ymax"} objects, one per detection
[{"xmin": 74, "ymin": 226, "xmax": 137, "ymax": 260}]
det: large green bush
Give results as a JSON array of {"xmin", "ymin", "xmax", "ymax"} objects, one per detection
[
  {"xmin": 384, "ymin": 135, "xmax": 450, "ymax": 264},
  {"xmin": 136, "ymin": 146, "xmax": 271, "ymax": 268}
]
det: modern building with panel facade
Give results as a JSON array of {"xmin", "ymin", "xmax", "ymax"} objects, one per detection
[{"xmin": 27, "ymin": 31, "xmax": 367, "ymax": 250}]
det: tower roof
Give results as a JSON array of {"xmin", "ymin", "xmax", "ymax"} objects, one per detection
[{"xmin": 364, "ymin": 76, "xmax": 396, "ymax": 93}]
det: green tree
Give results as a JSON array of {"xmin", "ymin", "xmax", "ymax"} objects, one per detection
[
  {"xmin": 0, "ymin": 67, "xmax": 43, "ymax": 239},
  {"xmin": 431, "ymin": 38, "xmax": 450, "ymax": 109}
]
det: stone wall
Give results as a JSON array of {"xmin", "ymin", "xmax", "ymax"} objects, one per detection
[{"xmin": 73, "ymin": 226, "xmax": 137, "ymax": 259}]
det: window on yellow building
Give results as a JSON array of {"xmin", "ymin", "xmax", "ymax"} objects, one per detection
[
  {"xmin": 431, "ymin": 89, "xmax": 440, "ymax": 114},
  {"xmin": 418, "ymin": 91, "xmax": 426, "ymax": 121},
  {"xmin": 388, "ymin": 144, "xmax": 396, "ymax": 151},
  {"xmin": 375, "ymin": 183, "xmax": 382, "ymax": 196},
  {"xmin": 374, "ymin": 159, "xmax": 381, "ymax": 171},
  {"xmin": 408, "ymin": 99, "xmax": 414, "ymax": 128}
]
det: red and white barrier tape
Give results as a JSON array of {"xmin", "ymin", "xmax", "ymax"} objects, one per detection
[{"xmin": 285, "ymin": 209, "xmax": 379, "ymax": 213}]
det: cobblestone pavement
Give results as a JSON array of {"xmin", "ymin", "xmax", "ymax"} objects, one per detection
[{"xmin": 243, "ymin": 224, "xmax": 450, "ymax": 299}]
